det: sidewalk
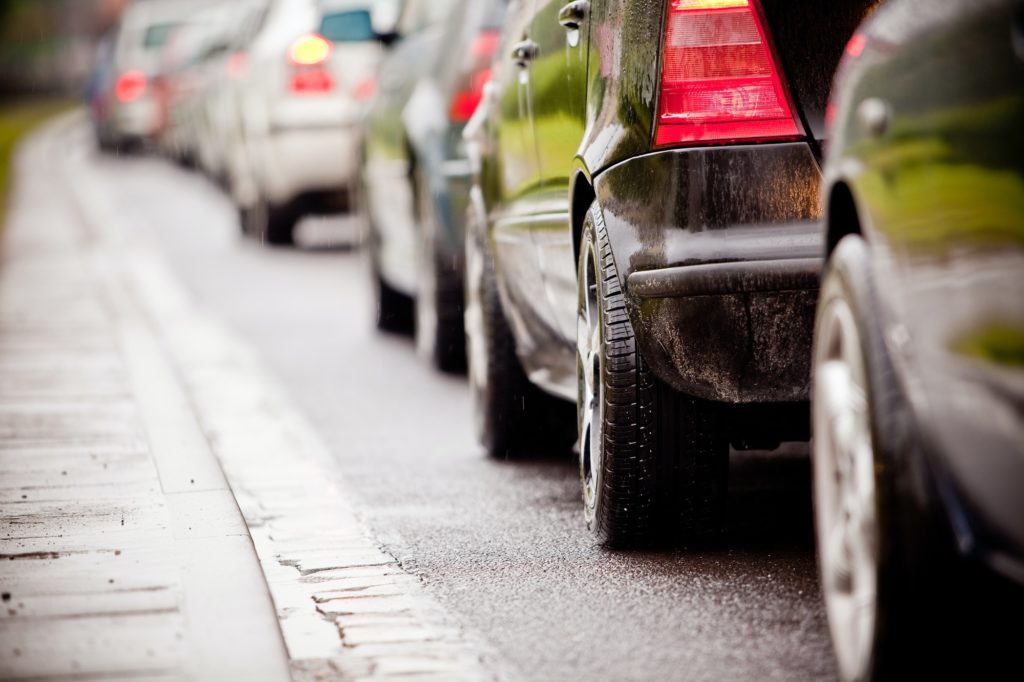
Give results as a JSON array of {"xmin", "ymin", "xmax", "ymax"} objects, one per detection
[
  {"xmin": 0, "ymin": 117, "xmax": 292, "ymax": 680},
  {"xmin": 0, "ymin": 115, "xmax": 496, "ymax": 681}
]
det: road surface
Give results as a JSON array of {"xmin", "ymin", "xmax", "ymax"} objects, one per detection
[{"xmin": 87, "ymin": 137, "xmax": 837, "ymax": 681}]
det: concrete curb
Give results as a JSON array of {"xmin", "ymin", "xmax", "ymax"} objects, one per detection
[{"xmin": 60, "ymin": 115, "xmax": 501, "ymax": 680}]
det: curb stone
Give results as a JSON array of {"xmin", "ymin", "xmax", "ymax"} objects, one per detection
[{"xmin": 62, "ymin": 115, "xmax": 503, "ymax": 680}]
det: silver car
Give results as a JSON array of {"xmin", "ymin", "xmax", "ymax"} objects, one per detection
[{"xmin": 225, "ymin": 0, "xmax": 399, "ymax": 245}]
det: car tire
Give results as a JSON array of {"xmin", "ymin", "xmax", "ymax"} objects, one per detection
[
  {"xmin": 464, "ymin": 196, "xmax": 574, "ymax": 458},
  {"xmin": 96, "ymin": 129, "xmax": 116, "ymax": 153},
  {"xmin": 264, "ymin": 201, "xmax": 296, "ymax": 246},
  {"xmin": 577, "ymin": 203, "xmax": 728, "ymax": 548},
  {"xmin": 240, "ymin": 198, "xmax": 295, "ymax": 246},
  {"xmin": 373, "ymin": 261, "xmax": 414, "ymax": 334},
  {"xmin": 414, "ymin": 170, "xmax": 465, "ymax": 373},
  {"xmin": 812, "ymin": 234, "xmax": 946, "ymax": 681}
]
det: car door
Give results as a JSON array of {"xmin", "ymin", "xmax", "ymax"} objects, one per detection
[
  {"xmin": 491, "ymin": 0, "xmax": 562, "ymax": 366},
  {"xmin": 529, "ymin": 0, "xmax": 591, "ymax": 348}
]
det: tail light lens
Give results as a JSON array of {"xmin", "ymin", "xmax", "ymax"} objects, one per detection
[
  {"xmin": 353, "ymin": 76, "xmax": 377, "ymax": 102},
  {"xmin": 288, "ymin": 34, "xmax": 334, "ymax": 94},
  {"xmin": 655, "ymin": 0, "xmax": 800, "ymax": 147},
  {"xmin": 449, "ymin": 30, "xmax": 501, "ymax": 123},
  {"xmin": 449, "ymin": 68, "xmax": 492, "ymax": 123},
  {"xmin": 291, "ymin": 70, "xmax": 334, "ymax": 94},
  {"xmin": 227, "ymin": 51, "xmax": 249, "ymax": 79},
  {"xmin": 115, "ymin": 70, "xmax": 147, "ymax": 103}
]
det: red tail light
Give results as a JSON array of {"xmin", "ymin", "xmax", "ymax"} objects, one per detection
[
  {"xmin": 655, "ymin": 0, "xmax": 800, "ymax": 147},
  {"xmin": 449, "ymin": 30, "xmax": 501, "ymax": 123},
  {"xmin": 290, "ymin": 70, "xmax": 334, "ymax": 93},
  {"xmin": 227, "ymin": 51, "xmax": 249, "ymax": 79},
  {"xmin": 449, "ymin": 68, "xmax": 492, "ymax": 123},
  {"xmin": 115, "ymin": 70, "xmax": 147, "ymax": 103},
  {"xmin": 288, "ymin": 34, "xmax": 334, "ymax": 94},
  {"xmin": 845, "ymin": 32, "xmax": 867, "ymax": 59},
  {"xmin": 353, "ymin": 76, "xmax": 377, "ymax": 102}
]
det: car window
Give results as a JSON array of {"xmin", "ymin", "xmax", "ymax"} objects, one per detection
[
  {"xmin": 320, "ymin": 9, "xmax": 375, "ymax": 42},
  {"xmin": 143, "ymin": 22, "xmax": 179, "ymax": 49}
]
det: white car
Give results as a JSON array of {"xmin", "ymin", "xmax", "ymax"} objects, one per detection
[
  {"xmin": 225, "ymin": 0, "xmax": 399, "ymax": 245},
  {"xmin": 101, "ymin": 0, "xmax": 205, "ymax": 148}
]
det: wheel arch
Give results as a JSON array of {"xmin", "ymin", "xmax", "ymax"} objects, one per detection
[
  {"xmin": 824, "ymin": 180, "xmax": 864, "ymax": 258},
  {"xmin": 570, "ymin": 168, "xmax": 596, "ymax": 263}
]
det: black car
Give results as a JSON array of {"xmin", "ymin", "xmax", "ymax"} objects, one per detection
[
  {"xmin": 813, "ymin": 0, "xmax": 1024, "ymax": 678},
  {"xmin": 464, "ymin": 0, "xmax": 876, "ymax": 546}
]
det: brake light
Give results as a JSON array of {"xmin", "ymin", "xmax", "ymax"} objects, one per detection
[
  {"xmin": 289, "ymin": 34, "xmax": 331, "ymax": 66},
  {"xmin": 845, "ymin": 33, "xmax": 866, "ymax": 59},
  {"xmin": 450, "ymin": 68, "xmax": 492, "ymax": 123},
  {"xmin": 353, "ymin": 76, "xmax": 377, "ymax": 101},
  {"xmin": 290, "ymin": 70, "xmax": 334, "ymax": 94},
  {"xmin": 471, "ymin": 30, "xmax": 502, "ymax": 59},
  {"xmin": 449, "ymin": 30, "xmax": 501, "ymax": 123},
  {"xmin": 288, "ymin": 34, "xmax": 333, "ymax": 94},
  {"xmin": 655, "ymin": 0, "xmax": 800, "ymax": 146},
  {"xmin": 227, "ymin": 51, "xmax": 249, "ymax": 79},
  {"xmin": 115, "ymin": 70, "xmax": 147, "ymax": 103}
]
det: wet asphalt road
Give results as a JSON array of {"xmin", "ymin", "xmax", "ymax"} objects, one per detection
[{"xmin": 90, "ymin": 146, "xmax": 837, "ymax": 681}]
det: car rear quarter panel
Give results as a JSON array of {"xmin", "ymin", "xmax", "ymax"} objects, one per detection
[{"xmin": 580, "ymin": 0, "xmax": 663, "ymax": 177}]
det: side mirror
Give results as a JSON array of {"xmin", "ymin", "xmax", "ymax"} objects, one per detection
[{"xmin": 376, "ymin": 31, "xmax": 401, "ymax": 47}]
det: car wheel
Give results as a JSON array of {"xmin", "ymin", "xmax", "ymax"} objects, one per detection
[
  {"xmin": 464, "ymin": 197, "xmax": 573, "ymax": 457},
  {"xmin": 263, "ymin": 200, "xmax": 296, "ymax": 246},
  {"xmin": 240, "ymin": 198, "xmax": 294, "ymax": 246},
  {"xmin": 578, "ymin": 202, "xmax": 728, "ymax": 548},
  {"xmin": 372, "ymin": 258, "xmax": 414, "ymax": 334},
  {"xmin": 414, "ymin": 170, "xmax": 465, "ymax": 373},
  {"xmin": 812, "ymin": 234, "xmax": 936, "ymax": 681}
]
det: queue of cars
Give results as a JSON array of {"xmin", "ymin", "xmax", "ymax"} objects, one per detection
[
  {"xmin": 89, "ymin": 0, "xmax": 400, "ymax": 244},
  {"xmin": 88, "ymin": 0, "xmax": 1024, "ymax": 679}
]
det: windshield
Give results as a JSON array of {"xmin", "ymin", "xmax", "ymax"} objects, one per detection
[
  {"xmin": 142, "ymin": 22, "xmax": 179, "ymax": 49},
  {"xmin": 320, "ymin": 10, "xmax": 375, "ymax": 43}
]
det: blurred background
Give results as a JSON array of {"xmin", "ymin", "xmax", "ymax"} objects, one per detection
[{"xmin": 0, "ymin": 0, "xmax": 127, "ymax": 95}]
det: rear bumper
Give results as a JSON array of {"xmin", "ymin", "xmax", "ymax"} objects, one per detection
[
  {"xmin": 629, "ymin": 258, "xmax": 821, "ymax": 298},
  {"xmin": 112, "ymin": 96, "xmax": 161, "ymax": 140},
  {"xmin": 261, "ymin": 126, "xmax": 361, "ymax": 205},
  {"xmin": 594, "ymin": 142, "xmax": 824, "ymax": 404}
]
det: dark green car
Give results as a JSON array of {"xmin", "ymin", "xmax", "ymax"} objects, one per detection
[
  {"xmin": 464, "ymin": 0, "xmax": 873, "ymax": 546},
  {"xmin": 814, "ymin": 0, "xmax": 1024, "ymax": 677}
]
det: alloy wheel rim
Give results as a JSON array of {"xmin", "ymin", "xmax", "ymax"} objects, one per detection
[
  {"xmin": 578, "ymin": 240, "xmax": 602, "ymax": 525},
  {"xmin": 812, "ymin": 295, "xmax": 879, "ymax": 681}
]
